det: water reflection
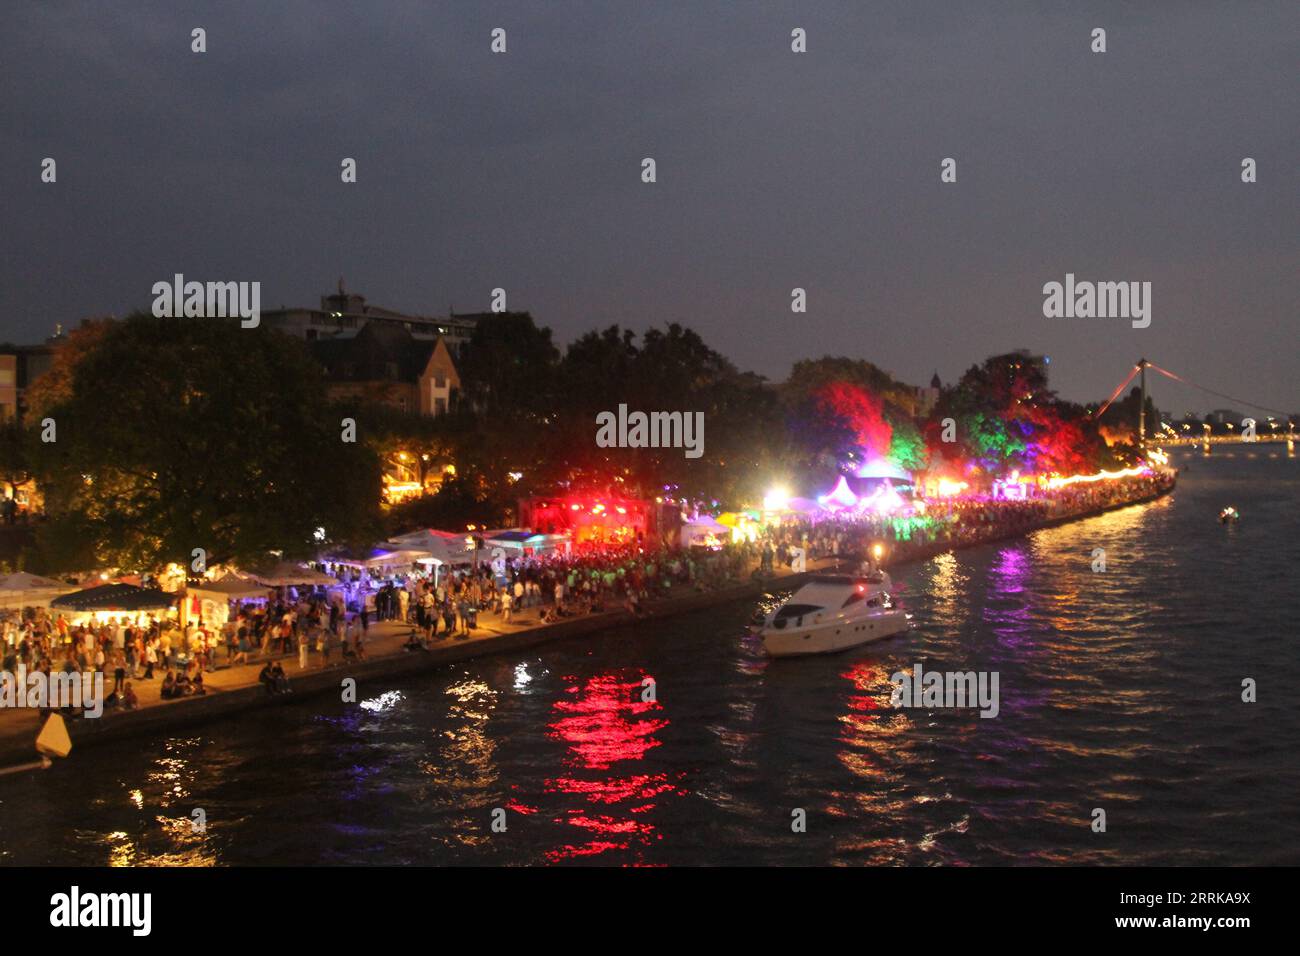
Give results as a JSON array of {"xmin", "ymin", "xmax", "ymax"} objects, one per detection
[
  {"xmin": 928, "ymin": 552, "xmax": 972, "ymax": 630},
  {"xmin": 985, "ymin": 545, "xmax": 1034, "ymax": 651},
  {"xmin": 836, "ymin": 658, "xmax": 910, "ymax": 783},
  {"xmin": 543, "ymin": 671, "xmax": 681, "ymax": 863},
  {"xmin": 833, "ymin": 659, "xmax": 962, "ymax": 864},
  {"xmin": 96, "ymin": 736, "xmax": 218, "ymax": 866},
  {"xmin": 416, "ymin": 678, "xmax": 500, "ymax": 848},
  {"xmin": 2, "ymin": 457, "xmax": 1292, "ymax": 865}
]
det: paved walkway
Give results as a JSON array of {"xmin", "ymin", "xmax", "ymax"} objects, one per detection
[{"xmin": 0, "ymin": 599, "xmax": 604, "ymax": 751}]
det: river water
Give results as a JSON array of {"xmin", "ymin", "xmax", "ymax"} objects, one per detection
[{"xmin": 2, "ymin": 450, "xmax": 1297, "ymax": 866}]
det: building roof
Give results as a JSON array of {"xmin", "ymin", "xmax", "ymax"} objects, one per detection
[
  {"xmin": 310, "ymin": 322, "xmax": 441, "ymax": 383},
  {"xmin": 261, "ymin": 286, "xmax": 479, "ymax": 341}
]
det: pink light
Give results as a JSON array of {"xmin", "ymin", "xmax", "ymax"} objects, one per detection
[
  {"xmin": 817, "ymin": 476, "xmax": 858, "ymax": 512},
  {"xmin": 858, "ymin": 483, "xmax": 904, "ymax": 514},
  {"xmin": 873, "ymin": 486, "xmax": 905, "ymax": 514}
]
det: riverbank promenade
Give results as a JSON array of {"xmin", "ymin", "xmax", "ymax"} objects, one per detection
[{"xmin": 0, "ymin": 473, "xmax": 1174, "ymax": 765}]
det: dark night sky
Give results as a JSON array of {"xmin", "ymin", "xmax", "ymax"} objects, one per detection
[{"xmin": 4, "ymin": 1, "xmax": 1296, "ymax": 415}]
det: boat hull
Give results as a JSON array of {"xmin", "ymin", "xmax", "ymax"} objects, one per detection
[{"xmin": 762, "ymin": 609, "xmax": 910, "ymax": 657}]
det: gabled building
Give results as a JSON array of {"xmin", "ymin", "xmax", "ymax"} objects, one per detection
[{"xmin": 310, "ymin": 322, "xmax": 460, "ymax": 416}]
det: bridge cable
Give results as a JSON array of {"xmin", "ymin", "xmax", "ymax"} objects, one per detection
[
  {"xmin": 1091, "ymin": 364, "xmax": 1141, "ymax": 420},
  {"xmin": 1144, "ymin": 362, "xmax": 1292, "ymax": 419}
]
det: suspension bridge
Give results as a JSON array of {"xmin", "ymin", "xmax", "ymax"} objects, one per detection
[{"xmin": 1094, "ymin": 358, "xmax": 1296, "ymax": 455}]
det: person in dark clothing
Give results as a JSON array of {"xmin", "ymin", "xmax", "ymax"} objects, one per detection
[{"xmin": 270, "ymin": 661, "xmax": 291, "ymax": 693}]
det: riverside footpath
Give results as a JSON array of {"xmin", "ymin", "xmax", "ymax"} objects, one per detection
[{"xmin": 0, "ymin": 473, "xmax": 1175, "ymax": 766}]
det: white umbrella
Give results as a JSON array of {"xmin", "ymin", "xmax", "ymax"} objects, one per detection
[{"xmin": 0, "ymin": 571, "xmax": 76, "ymax": 608}]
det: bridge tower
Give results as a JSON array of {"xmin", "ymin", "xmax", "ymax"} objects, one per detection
[{"xmin": 1137, "ymin": 358, "xmax": 1148, "ymax": 451}]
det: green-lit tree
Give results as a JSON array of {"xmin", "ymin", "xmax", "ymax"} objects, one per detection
[{"xmin": 929, "ymin": 352, "xmax": 1108, "ymax": 476}]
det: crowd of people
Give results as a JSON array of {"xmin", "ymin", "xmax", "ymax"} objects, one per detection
[
  {"xmin": 0, "ymin": 470, "xmax": 1172, "ymax": 723},
  {"xmin": 354, "ymin": 540, "xmax": 747, "ymax": 647},
  {"xmin": 754, "ymin": 470, "xmax": 1175, "ymax": 570}
]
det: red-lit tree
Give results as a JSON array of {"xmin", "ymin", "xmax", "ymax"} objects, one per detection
[{"xmin": 796, "ymin": 381, "xmax": 893, "ymax": 465}]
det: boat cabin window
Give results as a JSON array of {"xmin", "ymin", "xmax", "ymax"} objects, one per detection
[
  {"xmin": 841, "ymin": 592, "xmax": 864, "ymax": 609},
  {"xmin": 774, "ymin": 603, "xmax": 822, "ymax": 621}
]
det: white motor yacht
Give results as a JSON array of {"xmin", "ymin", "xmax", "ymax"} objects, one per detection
[{"xmin": 760, "ymin": 572, "xmax": 910, "ymax": 657}]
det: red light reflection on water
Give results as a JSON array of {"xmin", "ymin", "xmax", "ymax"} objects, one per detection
[
  {"xmin": 549, "ymin": 674, "xmax": 665, "ymax": 769},
  {"xmin": 837, "ymin": 658, "xmax": 908, "ymax": 779},
  {"xmin": 840, "ymin": 659, "xmax": 889, "ymax": 725},
  {"xmin": 543, "ymin": 672, "xmax": 683, "ymax": 863}
]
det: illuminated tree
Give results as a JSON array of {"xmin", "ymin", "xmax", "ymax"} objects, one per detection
[
  {"xmin": 931, "ymin": 352, "xmax": 1108, "ymax": 475},
  {"xmin": 792, "ymin": 380, "xmax": 893, "ymax": 470}
]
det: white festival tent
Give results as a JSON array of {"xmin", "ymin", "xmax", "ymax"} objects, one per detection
[
  {"xmin": 681, "ymin": 516, "xmax": 728, "ymax": 548},
  {"xmin": 188, "ymin": 576, "xmax": 270, "ymax": 602},
  {"xmin": 185, "ymin": 573, "xmax": 273, "ymax": 627},
  {"xmin": 484, "ymin": 530, "xmax": 569, "ymax": 555},
  {"xmin": 385, "ymin": 529, "xmax": 474, "ymax": 566},
  {"xmin": 247, "ymin": 562, "xmax": 339, "ymax": 588},
  {"xmin": 0, "ymin": 571, "xmax": 77, "ymax": 609},
  {"xmin": 323, "ymin": 546, "xmax": 432, "ymax": 572}
]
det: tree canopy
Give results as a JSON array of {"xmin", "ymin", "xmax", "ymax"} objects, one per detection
[
  {"xmin": 13, "ymin": 312, "xmax": 1158, "ymax": 567},
  {"xmin": 32, "ymin": 314, "xmax": 382, "ymax": 571}
]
